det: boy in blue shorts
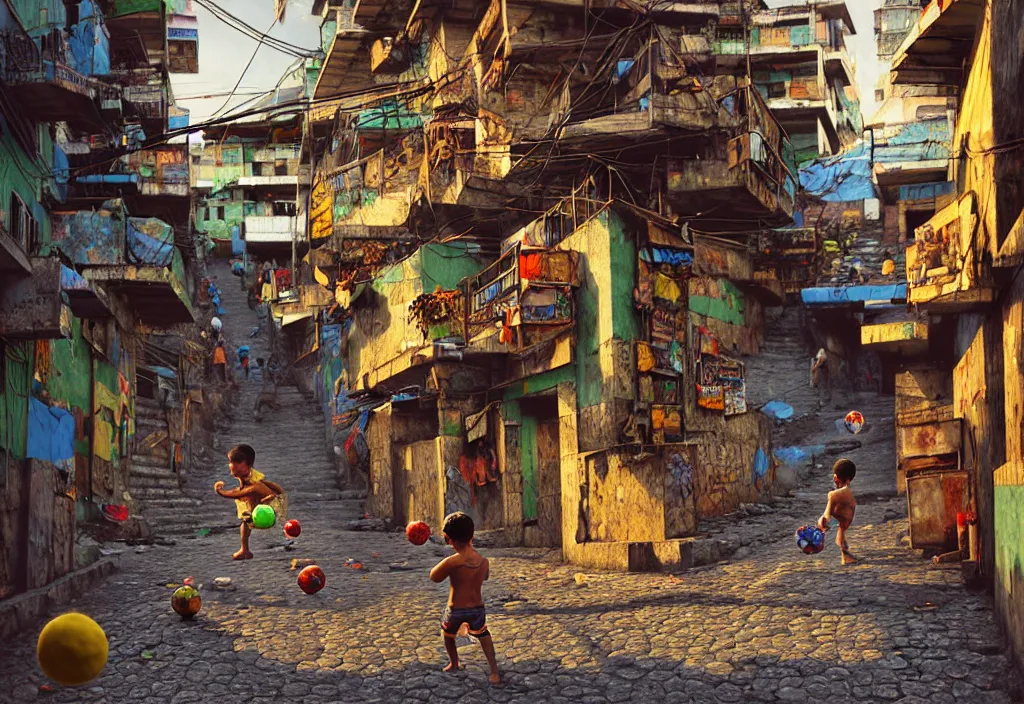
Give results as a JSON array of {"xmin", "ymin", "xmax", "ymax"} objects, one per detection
[{"xmin": 429, "ymin": 512, "xmax": 500, "ymax": 684}]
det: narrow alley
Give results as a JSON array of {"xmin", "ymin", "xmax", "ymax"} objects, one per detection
[
  {"xmin": 3, "ymin": 0, "xmax": 1024, "ymax": 702},
  {"xmin": 0, "ymin": 272, "xmax": 1016, "ymax": 703}
]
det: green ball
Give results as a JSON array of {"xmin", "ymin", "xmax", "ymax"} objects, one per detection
[{"xmin": 251, "ymin": 504, "xmax": 276, "ymax": 529}]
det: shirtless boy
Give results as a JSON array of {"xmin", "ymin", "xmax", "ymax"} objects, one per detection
[
  {"xmin": 818, "ymin": 458, "xmax": 859, "ymax": 565},
  {"xmin": 214, "ymin": 444, "xmax": 284, "ymax": 560},
  {"xmin": 429, "ymin": 512, "xmax": 500, "ymax": 684}
]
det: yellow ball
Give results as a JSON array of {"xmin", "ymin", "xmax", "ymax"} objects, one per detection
[{"xmin": 37, "ymin": 612, "xmax": 109, "ymax": 686}]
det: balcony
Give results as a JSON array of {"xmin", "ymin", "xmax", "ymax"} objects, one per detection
[
  {"xmin": 0, "ymin": 31, "xmax": 106, "ymax": 130},
  {"xmin": 73, "ymin": 145, "xmax": 189, "ymax": 201},
  {"xmin": 890, "ymin": 0, "xmax": 985, "ymax": 86},
  {"xmin": 0, "ymin": 222, "xmax": 32, "ymax": 276},
  {"xmin": 50, "ymin": 201, "xmax": 194, "ymax": 324},
  {"xmin": 664, "ymin": 87, "xmax": 797, "ymax": 229},
  {"xmin": 906, "ymin": 192, "xmax": 995, "ymax": 311},
  {"xmin": 0, "ymin": 257, "xmax": 63, "ymax": 338},
  {"xmin": 244, "ymin": 216, "xmax": 304, "ymax": 244},
  {"xmin": 465, "ymin": 244, "xmax": 579, "ymax": 351},
  {"xmin": 861, "ymin": 320, "xmax": 929, "ymax": 355}
]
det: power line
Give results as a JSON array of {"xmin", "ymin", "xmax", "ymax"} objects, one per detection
[
  {"xmin": 210, "ymin": 18, "xmax": 279, "ymax": 120},
  {"xmin": 192, "ymin": 0, "xmax": 319, "ymax": 58}
]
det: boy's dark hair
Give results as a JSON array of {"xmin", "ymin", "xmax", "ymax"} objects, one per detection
[
  {"xmin": 833, "ymin": 458, "xmax": 856, "ymax": 482},
  {"xmin": 443, "ymin": 512, "xmax": 474, "ymax": 544},
  {"xmin": 228, "ymin": 444, "xmax": 256, "ymax": 467}
]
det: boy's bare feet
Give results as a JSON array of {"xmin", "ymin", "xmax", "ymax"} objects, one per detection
[
  {"xmin": 233, "ymin": 549, "xmax": 253, "ymax": 560},
  {"xmin": 841, "ymin": 551, "xmax": 859, "ymax": 565},
  {"xmin": 443, "ymin": 662, "xmax": 462, "ymax": 673},
  {"xmin": 488, "ymin": 672, "xmax": 501, "ymax": 685}
]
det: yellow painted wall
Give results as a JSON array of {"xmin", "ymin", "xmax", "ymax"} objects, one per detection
[{"xmin": 950, "ymin": 7, "xmax": 997, "ymax": 259}]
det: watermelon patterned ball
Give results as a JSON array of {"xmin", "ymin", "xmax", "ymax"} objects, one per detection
[{"xmin": 795, "ymin": 525, "xmax": 825, "ymax": 555}]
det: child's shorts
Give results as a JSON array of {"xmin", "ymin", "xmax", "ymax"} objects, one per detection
[{"xmin": 441, "ymin": 605, "xmax": 489, "ymax": 638}]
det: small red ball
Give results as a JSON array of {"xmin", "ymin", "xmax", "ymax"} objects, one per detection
[
  {"xmin": 283, "ymin": 519, "xmax": 301, "ymax": 538},
  {"xmin": 297, "ymin": 565, "xmax": 326, "ymax": 595},
  {"xmin": 406, "ymin": 521, "xmax": 431, "ymax": 546}
]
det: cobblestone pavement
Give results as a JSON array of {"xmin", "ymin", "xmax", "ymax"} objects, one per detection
[{"xmin": 0, "ymin": 273, "xmax": 1018, "ymax": 703}]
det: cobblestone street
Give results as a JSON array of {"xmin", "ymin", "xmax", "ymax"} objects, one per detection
[{"xmin": 0, "ymin": 274, "xmax": 1018, "ymax": 704}]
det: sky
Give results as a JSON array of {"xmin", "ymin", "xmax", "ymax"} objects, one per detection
[
  {"xmin": 174, "ymin": 0, "xmax": 886, "ymax": 128},
  {"xmin": 172, "ymin": 0, "xmax": 322, "ymax": 125}
]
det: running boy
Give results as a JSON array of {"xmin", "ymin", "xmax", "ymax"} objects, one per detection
[
  {"xmin": 429, "ymin": 512, "xmax": 500, "ymax": 684},
  {"xmin": 214, "ymin": 444, "xmax": 285, "ymax": 560},
  {"xmin": 818, "ymin": 457, "xmax": 859, "ymax": 565}
]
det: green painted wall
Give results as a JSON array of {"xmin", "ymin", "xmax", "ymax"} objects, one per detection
[
  {"xmin": 0, "ymin": 122, "xmax": 51, "ymax": 250},
  {"xmin": 520, "ymin": 413, "xmax": 538, "ymax": 521},
  {"xmin": 503, "ymin": 365, "xmax": 575, "ymax": 402},
  {"xmin": 0, "ymin": 341, "xmax": 31, "ymax": 457},
  {"xmin": 995, "ymin": 485, "xmax": 1024, "ymax": 656},
  {"xmin": 690, "ymin": 279, "xmax": 746, "ymax": 326},
  {"xmin": 48, "ymin": 319, "xmax": 93, "ymax": 412},
  {"xmin": 420, "ymin": 243, "xmax": 486, "ymax": 291},
  {"xmin": 608, "ymin": 210, "xmax": 640, "ymax": 342}
]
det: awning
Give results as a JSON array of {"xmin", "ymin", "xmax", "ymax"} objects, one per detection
[
  {"xmin": 890, "ymin": 0, "xmax": 985, "ymax": 86},
  {"xmin": 280, "ymin": 311, "xmax": 313, "ymax": 327},
  {"xmin": 801, "ymin": 284, "xmax": 907, "ymax": 308}
]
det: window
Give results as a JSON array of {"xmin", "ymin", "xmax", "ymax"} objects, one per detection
[
  {"xmin": 767, "ymin": 82, "xmax": 787, "ymax": 99},
  {"xmin": 251, "ymin": 162, "xmax": 264, "ymax": 177},
  {"xmin": 9, "ymin": 193, "xmax": 39, "ymax": 254},
  {"xmin": 274, "ymin": 161, "xmax": 289, "ymax": 176},
  {"xmin": 215, "ymin": 206, "xmax": 225, "ymax": 220},
  {"xmin": 875, "ymin": 89, "xmax": 885, "ymax": 103}
]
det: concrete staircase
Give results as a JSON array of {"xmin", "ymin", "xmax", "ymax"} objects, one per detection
[
  {"xmin": 129, "ymin": 396, "xmax": 203, "ymax": 534},
  {"xmin": 135, "ymin": 260, "xmax": 366, "ymax": 538}
]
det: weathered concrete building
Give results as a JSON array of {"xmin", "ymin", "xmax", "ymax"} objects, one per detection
[
  {"xmin": 292, "ymin": 0, "xmax": 863, "ymax": 571},
  {"xmin": 191, "ymin": 64, "xmax": 315, "ymax": 261},
  {"xmin": 889, "ymin": 0, "xmax": 1024, "ymax": 674},
  {"xmin": 0, "ymin": 0, "xmax": 199, "ymax": 635}
]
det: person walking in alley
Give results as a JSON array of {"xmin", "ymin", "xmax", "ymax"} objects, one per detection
[
  {"xmin": 818, "ymin": 458, "xmax": 859, "ymax": 566},
  {"xmin": 214, "ymin": 444, "xmax": 286, "ymax": 560},
  {"xmin": 212, "ymin": 340, "xmax": 228, "ymax": 383},
  {"xmin": 810, "ymin": 347, "xmax": 831, "ymax": 405},
  {"xmin": 430, "ymin": 512, "xmax": 501, "ymax": 685},
  {"xmin": 237, "ymin": 345, "xmax": 250, "ymax": 380}
]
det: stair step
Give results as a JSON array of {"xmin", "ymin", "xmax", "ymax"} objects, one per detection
[
  {"xmin": 129, "ymin": 475, "xmax": 181, "ymax": 491},
  {"xmin": 132, "ymin": 454, "xmax": 172, "ymax": 469},
  {"xmin": 130, "ymin": 463, "xmax": 179, "ymax": 481},
  {"xmin": 140, "ymin": 496, "xmax": 203, "ymax": 510}
]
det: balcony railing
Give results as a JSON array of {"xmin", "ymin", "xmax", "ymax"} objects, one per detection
[
  {"xmin": 244, "ymin": 216, "xmax": 303, "ymax": 243},
  {"xmin": 465, "ymin": 243, "xmax": 578, "ymax": 345}
]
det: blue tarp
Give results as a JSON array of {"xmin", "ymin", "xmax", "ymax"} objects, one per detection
[
  {"xmin": 51, "ymin": 201, "xmax": 126, "ymax": 265},
  {"xmin": 26, "ymin": 397, "xmax": 75, "ymax": 464},
  {"xmin": 127, "ymin": 217, "xmax": 174, "ymax": 267},
  {"xmin": 761, "ymin": 400, "xmax": 794, "ymax": 421},
  {"xmin": 60, "ymin": 264, "xmax": 89, "ymax": 291},
  {"xmin": 799, "ymin": 141, "xmax": 875, "ymax": 202},
  {"xmin": 67, "ymin": 0, "xmax": 110, "ymax": 77},
  {"xmin": 145, "ymin": 366, "xmax": 178, "ymax": 379},
  {"xmin": 875, "ymin": 119, "xmax": 950, "ymax": 164},
  {"xmin": 801, "ymin": 284, "xmax": 907, "ymax": 307}
]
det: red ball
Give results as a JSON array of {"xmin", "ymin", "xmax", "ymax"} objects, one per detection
[
  {"xmin": 283, "ymin": 519, "xmax": 301, "ymax": 538},
  {"xmin": 297, "ymin": 565, "xmax": 326, "ymax": 595},
  {"xmin": 406, "ymin": 521, "xmax": 431, "ymax": 546}
]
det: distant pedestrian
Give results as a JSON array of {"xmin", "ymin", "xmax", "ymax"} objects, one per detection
[
  {"xmin": 213, "ymin": 444, "xmax": 285, "ymax": 560},
  {"xmin": 237, "ymin": 345, "xmax": 250, "ymax": 380},
  {"xmin": 818, "ymin": 458, "xmax": 859, "ymax": 566},
  {"xmin": 212, "ymin": 341, "xmax": 228, "ymax": 382},
  {"xmin": 429, "ymin": 512, "xmax": 500, "ymax": 685},
  {"xmin": 810, "ymin": 348, "xmax": 831, "ymax": 404},
  {"xmin": 211, "ymin": 316, "xmax": 222, "ymax": 335}
]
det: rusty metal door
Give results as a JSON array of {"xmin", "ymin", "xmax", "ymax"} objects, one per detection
[{"xmin": 906, "ymin": 468, "xmax": 970, "ymax": 551}]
